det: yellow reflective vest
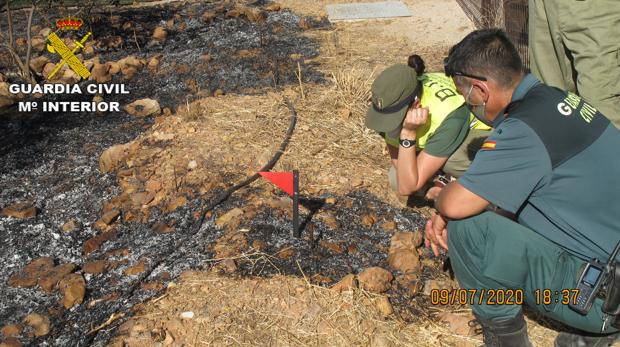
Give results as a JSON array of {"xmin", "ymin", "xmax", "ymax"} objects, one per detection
[{"xmin": 384, "ymin": 73, "xmax": 491, "ymax": 148}]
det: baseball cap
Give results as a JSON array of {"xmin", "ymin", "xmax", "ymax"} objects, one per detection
[{"xmin": 365, "ymin": 64, "xmax": 420, "ymax": 132}]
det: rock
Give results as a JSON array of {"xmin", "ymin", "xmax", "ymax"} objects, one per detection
[
  {"xmin": 298, "ymin": 17, "xmax": 312, "ymax": 30},
  {"xmin": 118, "ymin": 55, "xmax": 144, "ymax": 70},
  {"xmin": 124, "ymin": 261, "xmax": 147, "ymax": 276},
  {"xmin": 331, "ymin": 274, "xmax": 357, "ymax": 293},
  {"xmin": 387, "ymin": 232, "xmax": 423, "ymax": 274},
  {"xmin": 338, "ymin": 108, "xmax": 351, "ymax": 119},
  {"xmin": 0, "ymin": 203, "xmax": 37, "ymax": 219},
  {"xmin": 29, "ymin": 56, "xmax": 50, "ymax": 74},
  {"xmin": 0, "ymin": 82, "xmax": 8, "ymax": 97},
  {"xmin": 438, "ymin": 312, "xmax": 477, "ymax": 336},
  {"xmin": 30, "ymin": 36, "xmax": 46, "ymax": 52},
  {"xmin": 202, "ymin": 11, "xmax": 217, "ymax": 22},
  {"xmin": 320, "ymin": 240, "xmax": 344, "ymax": 254},
  {"xmin": 165, "ymin": 196, "xmax": 187, "ymax": 212},
  {"xmin": 145, "ymin": 179, "xmax": 162, "ymax": 192},
  {"xmin": 141, "ymin": 282, "xmax": 163, "ymax": 291},
  {"xmin": 152, "ymin": 26, "xmax": 167, "ymax": 41},
  {"xmin": 90, "ymin": 62, "xmax": 111, "ymax": 83},
  {"xmin": 83, "ymin": 229, "xmax": 119, "ymax": 255},
  {"xmin": 101, "ymin": 208, "xmax": 121, "ymax": 225},
  {"xmin": 60, "ymin": 219, "xmax": 81, "ymax": 233},
  {"xmin": 131, "ymin": 192, "xmax": 155, "ymax": 206},
  {"xmin": 388, "ymin": 250, "xmax": 420, "ymax": 274},
  {"xmin": 251, "ymin": 239, "xmax": 266, "ymax": 251},
  {"xmin": 358, "ymin": 267, "xmax": 393, "ymax": 293},
  {"xmin": 83, "ymin": 43, "xmax": 94, "ymax": 55},
  {"xmin": 0, "ymin": 96, "xmax": 15, "ymax": 109},
  {"xmin": 83, "ymin": 260, "xmax": 108, "ymax": 274},
  {"xmin": 0, "ymin": 337, "xmax": 22, "ymax": 347},
  {"xmin": 38, "ymin": 263, "xmax": 77, "ymax": 292},
  {"xmin": 152, "ymin": 222, "xmax": 174, "ymax": 234},
  {"xmin": 218, "ymin": 259, "xmax": 237, "ymax": 273},
  {"xmin": 1, "ymin": 324, "xmax": 22, "ymax": 337},
  {"xmin": 277, "ymin": 246, "xmax": 295, "ymax": 259},
  {"xmin": 215, "ymin": 208, "xmax": 244, "ymax": 227},
  {"xmin": 7, "ymin": 257, "xmax": 54, "ymax": 288},
  {"xmin": 99, "ymin": 143, "xmax": 130, "ymax": 173},
  {"xmin": 163, "ymin": 331, "xmax": 174, "ymax": 345},
  {"xmin": 179, "ymin": 311, "xmax": 194, "ymax": 319},
  {"xmin": 242, "ymin": 6, "xmax": 266, "ymax": 23},
  {"xmin": 59, "ymin": 273, "xmax": 86, "ymax": 309},
  {"xmin": 423, "ymin": 279, "xmax": 455, "ymax": 296},
  {"xmin": 375, "ymin": 296, "xmax": 393, "ymax": 316},
  {"xmin": 124, "ymin": 98, "xmax": 160, "ymax": 117},
  {"xmin": 361, "ymin": 214, "xmax": 376, "ymax": 227},
  {"xmin": 39, "ymin": 28, "xmax": 52, "ymax": 37},
  {"xmin": 147, "ymin": 54, "xmax": 163, "ymax": 70},
  {"xmin": 42, "ymin": 62, "xmax": 58, "ymax": 80},
  {"xmin": 381, "ymin": 221, "xmax": 397, "ymax": 231},
  {"xmin": 317, "ymin": 213, "xmax": 339, "ymax": 229},
  {"xmin": 22, "ymin": 313, "xmax": 50, "ymax": 337},
  {"xmin": 108, "ymin": 61, "xmax": 120, "ymax": 75},
  {"xmin": 212, "ymin": 231, "xmax": 248, "ymax": 258},
  {"xmin": 390, "ymin": 232, "xmax": 423, "ymax": 252},
  {"xmin": 265, "ymin": 3, "xmax": 281, "ymax": 11}
]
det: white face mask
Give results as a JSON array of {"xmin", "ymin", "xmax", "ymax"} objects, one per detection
[{"xmin": 387, "ymin": 126, "xmax": 402, "ymax": 139}]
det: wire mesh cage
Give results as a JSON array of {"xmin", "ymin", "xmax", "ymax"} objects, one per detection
[{"xmin": 456, "ymin": 0, "xmax": 530, "ymax": 68}]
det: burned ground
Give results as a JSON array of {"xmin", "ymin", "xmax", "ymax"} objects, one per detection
[{"xmin": 0, "ymin": 1, "xmax": 566, "ymax": 346}]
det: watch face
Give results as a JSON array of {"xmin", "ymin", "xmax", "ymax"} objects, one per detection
[{"xmin": 400, "ymin": 139, "xmax": 412, "ymax": 148}]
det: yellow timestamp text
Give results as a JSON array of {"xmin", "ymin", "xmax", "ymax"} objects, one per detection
[
  {"xmin": 430, "ymin": 289, "xmax": 524, "ymax": 305},
  {"xmin": 534, "ymin": 289, "xmax": 580, "ymax": 306}
]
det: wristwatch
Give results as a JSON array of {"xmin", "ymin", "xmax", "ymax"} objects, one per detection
[{"xmin": 399, "ymin": 138, "xmax": 416, "ymax": 148}]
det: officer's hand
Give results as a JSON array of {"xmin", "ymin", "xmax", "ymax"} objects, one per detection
[
  {"xmin": 402, "ymin": 104, "xmax": 429, "ymax": 131},
  {"xmin": 424, "ymin": 212, "xmax": 449, "ymax": 256},
  {"xmin": 425, "ymin": 186, "xmax": 442, "ymax": 201}
]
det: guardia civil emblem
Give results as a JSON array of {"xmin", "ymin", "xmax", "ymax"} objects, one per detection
[{"xmin": 46, "ymin": 16, "xmax": 92, "ymax": 80}]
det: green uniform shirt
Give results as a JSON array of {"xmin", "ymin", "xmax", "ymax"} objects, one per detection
[{"xmin": 459, "ymin": 74, "xmax": 620, "ymax": 261}]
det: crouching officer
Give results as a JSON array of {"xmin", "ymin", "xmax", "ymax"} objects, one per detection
[{"xmin": 427, "ymin": 29, "xmax": 620, "ymax": 346}]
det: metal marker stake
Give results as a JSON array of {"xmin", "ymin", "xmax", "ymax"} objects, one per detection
[{"xmin": 293, "ymin": 170, "xmax": 300, "ymax": 238}]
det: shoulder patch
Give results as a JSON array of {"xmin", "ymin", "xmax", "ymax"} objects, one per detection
[{"xmin": 481, "ymin": 140, "xmax": 496, "ymax": 150}]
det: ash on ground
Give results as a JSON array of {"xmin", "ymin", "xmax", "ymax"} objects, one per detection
[{"xmin": 0, "ymin": 2, "xmax": 442, "ymax": 346}]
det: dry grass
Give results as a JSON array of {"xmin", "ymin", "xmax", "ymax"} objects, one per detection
[{"xmin": 112, "ymin": 272, "xmax": 485, "ymax": 347}]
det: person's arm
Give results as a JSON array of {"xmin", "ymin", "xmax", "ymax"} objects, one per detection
[
  {"xmin": 426, "ymin": 119, "xmax": 549, "ymax": 254},
  {"xmin": 435, "ymin": 181, "xmax": 489, "ymax": 219},
  {"xmin": 390, "ymin": 144, "xmax": 448, "ymax": 196},
  {"xmin": 435, "ymin": 118, "xmax": 550, "ymax": 220}
]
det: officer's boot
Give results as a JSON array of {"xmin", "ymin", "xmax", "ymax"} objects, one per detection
[
  {"xmin": 554, "ymin": 331, "xmax": 620, "ymax": 347},
  {"xmin": 475, "ymin": 311, "xmax": 533, "ymax": 347}
]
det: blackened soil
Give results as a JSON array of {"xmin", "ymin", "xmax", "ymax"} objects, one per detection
[{"xmin": 0, "ymin": 2, "xmax": 438, "ymax": 347}]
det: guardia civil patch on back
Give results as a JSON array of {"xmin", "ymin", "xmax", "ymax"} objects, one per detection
[{"xmin": 326, "ymin": 1, "xmax": 412, "ymax": 22}]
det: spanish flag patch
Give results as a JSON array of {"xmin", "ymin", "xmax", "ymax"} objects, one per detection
[{"xmin": 481, "ymin": 140, "xmax": 497, "ymax": 150}]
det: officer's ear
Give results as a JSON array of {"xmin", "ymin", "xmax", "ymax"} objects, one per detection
[{"xmin": 471, "ymin": 79, "xmax": 490, "ymax": 103}]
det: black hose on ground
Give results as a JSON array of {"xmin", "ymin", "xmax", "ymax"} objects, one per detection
[
  {"xmin": 87, "ymin": 97, "xmax": 298, "ymax": 342},
  {"xmin": 194, "ymin": 97, "xmax": 298, "ymax": 230}
]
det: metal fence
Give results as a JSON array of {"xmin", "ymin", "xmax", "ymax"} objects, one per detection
[{"xmin": 456, "ymin": 0, "xmax": 530, "ymax": 67}]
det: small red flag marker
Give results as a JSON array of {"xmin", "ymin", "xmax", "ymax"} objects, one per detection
[{"xmin": 259, "ymin": 170, "xmax": 300, "ymax": 237}]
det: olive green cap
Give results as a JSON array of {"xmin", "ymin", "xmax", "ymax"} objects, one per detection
[{"xmin": 365, "ymin": 64, "xmax": 420, "ymax": 132}]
